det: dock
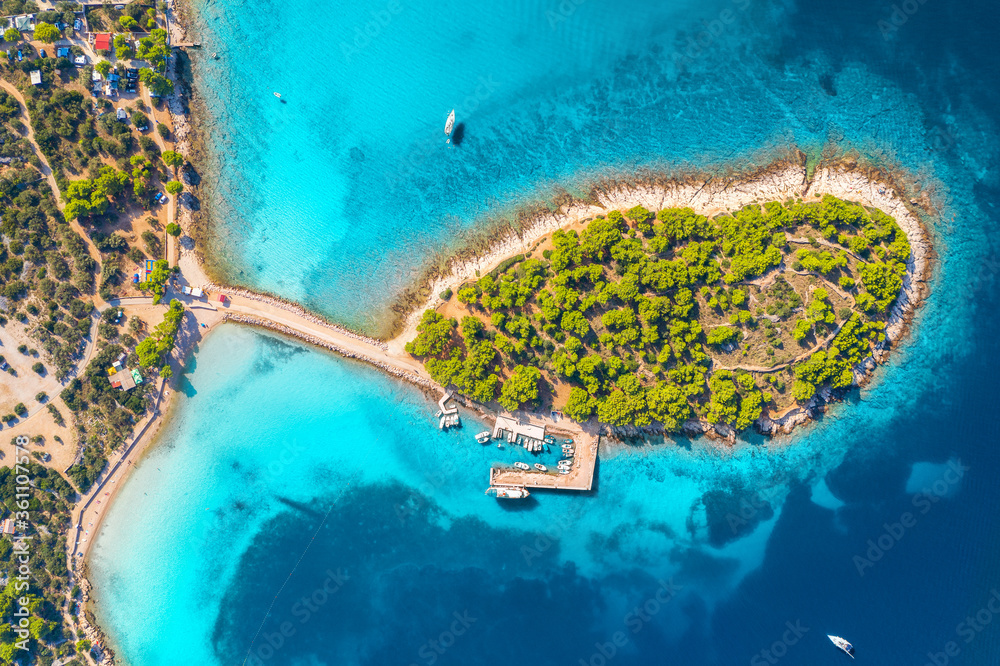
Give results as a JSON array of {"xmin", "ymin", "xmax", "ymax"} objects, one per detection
[
  {"xmin": 436, "ymin": 391, "xmax": 460, "ymax": 430},
  {"xmin": 489, "ymin": 430, "xmax": 598, "ymax": 492},
  {"xmin": 492, "ymin": 415, "xmax": 545, "ymax": 446}
]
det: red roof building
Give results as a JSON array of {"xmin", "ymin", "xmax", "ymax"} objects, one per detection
[{"xmin": 95, "ymin": 33, "xmax": 111, "ymax": 51}]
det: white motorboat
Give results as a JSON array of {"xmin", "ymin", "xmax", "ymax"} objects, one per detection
[
  {"xmin": 485, "ymin": 485, "xmax": 529, "ymax": 499},
  {"xmin": 513, "ymin": 462, "xmax": 530, "ymax": 471},
  {"xmin": 827, "ymin": 635, "xmax": 854, "ymax": 659},
  {"xmin": 533, "ymin": 463, "xmax": 547, "ymax": 472}
]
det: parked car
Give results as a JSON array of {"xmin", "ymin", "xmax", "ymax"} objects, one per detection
[
  {"xmin": 16, "ymin": 50, "xmax": 22, "ymax": 61},
  {"xmin": 39, "ymin": 49, "xmax": 46, "ymax": 58}
]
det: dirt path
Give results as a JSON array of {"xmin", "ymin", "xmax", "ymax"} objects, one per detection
[{"xmin": 141, "ymin": 84, "xmax": 178, "ymax": 264}]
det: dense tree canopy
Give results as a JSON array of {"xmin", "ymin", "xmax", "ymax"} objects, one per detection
[{"xmin": 406, "ymin": 195, "xmax": 909, "ymax": 432}]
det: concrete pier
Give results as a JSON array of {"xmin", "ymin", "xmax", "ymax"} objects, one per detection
[{"xmin": 489, "ymin": 431, "xmax": 598, "ymax": 491}]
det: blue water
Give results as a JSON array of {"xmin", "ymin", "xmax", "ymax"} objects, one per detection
[{"xmin": 90, "ymin": 0, "xmax": 1000, "ymax": 664}]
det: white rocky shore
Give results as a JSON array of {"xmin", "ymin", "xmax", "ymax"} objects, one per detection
[{"xmin": 402, "ymin": 161, "xmax": 931, "ymax": 441}]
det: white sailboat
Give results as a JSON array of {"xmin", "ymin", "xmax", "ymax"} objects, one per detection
[
  {"xmin": 444, "ymin": 109, "xmax": 455, "ymax": 143},
  {"xmin": 827, "ymin": 635, "xmax": 855, "ymax": 659}
]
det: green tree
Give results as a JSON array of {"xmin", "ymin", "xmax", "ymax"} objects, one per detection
[
  {"xmin": 596, "ymin": 387, "xmax": 649, "ymax": 427},
  {"xmin": 497, "ymin": 365, "xmax": 540, "ymax": 411},
  {"xmin": 95, "ymin": 60, "xmax": 112, "ymax": 77},
  {"xmin": 564, "ymin": 387, "xmax": 595, "ymax": 422},
  {"xmin": 791, "ymin": 379, "xmax": 815, "ymax": 401},
  {"xmin": 4, "ymin": 27, "xmax": 20, "ymax": 42},
  {"xmin": 560, "ymin": 309, "xmax": 589, "ymax": 338},
  {"xmin": 139, "ymin": 67, "xmax": 174, "ymax": 96},
  {"xmin": 33, "ymin": 22, "xmax": 61, "ymax": 43},
  {"xmin": 165, "ymin": 223, "xmax": 181, "ymax": 237},
  {"xmin": 404, "ymin": 310, "xmax": 454, "ymax": 357},
  {"xmin": 645, "ymin": 381, "xmax": 691, "ymax": 431},
  {"xmin": 165, "ymin": 180, "xmax": 183, "ymax": 195},
  {"xmin": 161, "ymin": 150, "xmax": 184, "ymax": 168},
  {"xmin": 119, "ymin": 15, "xmax": 139, "ymax": 30},
  {"xmin": 706, "ymin": 326, "xmax": 739, "ymax": 346}
]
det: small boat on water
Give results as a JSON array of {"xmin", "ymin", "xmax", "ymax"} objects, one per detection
[
  {"xmin": 513, "ymin": 462, "xmax": 530, "ymax": 471},
  {"xmin": 485, "ymin": 485, "xmax": 530, "ymax": 499},
  {"xmin": 273, "ymin": 92, "xmax": 281, "ymax": 98},
  {"xmin": 475, "ymin": 431, "xmax": 491, "ymax": 444},
  {"xmin": 827, "ymin": 635, "xmax": 854, "ymax": 659},
  {"xmin": 558, "ymin": 469, "xmax": 570, "ymax": 475},
  {"xmin": 444, "ymin": 108, "xmax": 455, "ymax": 142},
  {"xmin": 558, "ymin": 459, "xmax": 572, "ymax": 467},
  {"xmin": 534, "ymin": 463, "xmax": 547, "ymax": 472}
]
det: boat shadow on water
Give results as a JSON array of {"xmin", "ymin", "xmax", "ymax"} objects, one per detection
[
  {"xmin": 450, "ymin": 122, "xmax": 465, "ymax": 146},
  {"xmin": 492, "ymin": 494, "xmax": 540, "ymax": 512}
]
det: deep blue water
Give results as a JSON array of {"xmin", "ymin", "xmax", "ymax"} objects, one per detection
[{"xmin": 88, "ymin": 0, "xmax": 1000, "ymax": 664}]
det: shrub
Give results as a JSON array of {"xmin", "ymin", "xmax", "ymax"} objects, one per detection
[
  {"xmin": 13, "ymin": 402, "xmax": 27, "ymax": 417},
  {"xmin": 165, "ymin": 180, "xmax": 183, "ymax": 195},
  {"xmin": 165, "ymin": 223, "xmax": 181, "ymax": 237},
  {"xmin": 32, "ymin": 362, "xmax": 44, "ymax": 375}
]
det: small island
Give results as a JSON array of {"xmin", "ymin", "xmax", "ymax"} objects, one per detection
[{"xmin": 403, "ymin": 189, "xmax": 923, "ymax": 437}]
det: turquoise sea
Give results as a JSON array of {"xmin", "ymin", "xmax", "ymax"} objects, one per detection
[{"xmin": 89, "ymin": 0, "xmax": 1000, "ymax": 664}]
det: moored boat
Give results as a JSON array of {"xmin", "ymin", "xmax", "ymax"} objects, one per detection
[
  {"xmin": 475, "ymin": 430, "xmax": 491, "ymax": 443},
  {"xmin": 513, "ymin": 462, "xmax": 530, "ymax": 471},
  {"xmin": 485, "ymin": 485, "xmax": 530, "ymax": 499},
  {"xmin": 827, "ymin": 635, "xmax": 854, "ymax": 659},
  {"xmin": 444, "ymin": 109, "xmax": 455, "ymax": 140},
  {"xmin": 534, "ymin": 463, "xmax": 547, "ymax": 472}
]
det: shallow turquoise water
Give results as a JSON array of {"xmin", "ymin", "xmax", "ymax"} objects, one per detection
[
  {"xmin": 189, "ymin": 0, "xmax": 978, "ymax": 336},
  {"xmin": 88, "ymin": 0, "xmax": 1000, "ymax": 663}
]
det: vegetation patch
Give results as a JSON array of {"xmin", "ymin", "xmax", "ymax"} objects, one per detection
[{"xmin": 405, "ymin": 196, "xmax": 910, "ymax": 431}]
